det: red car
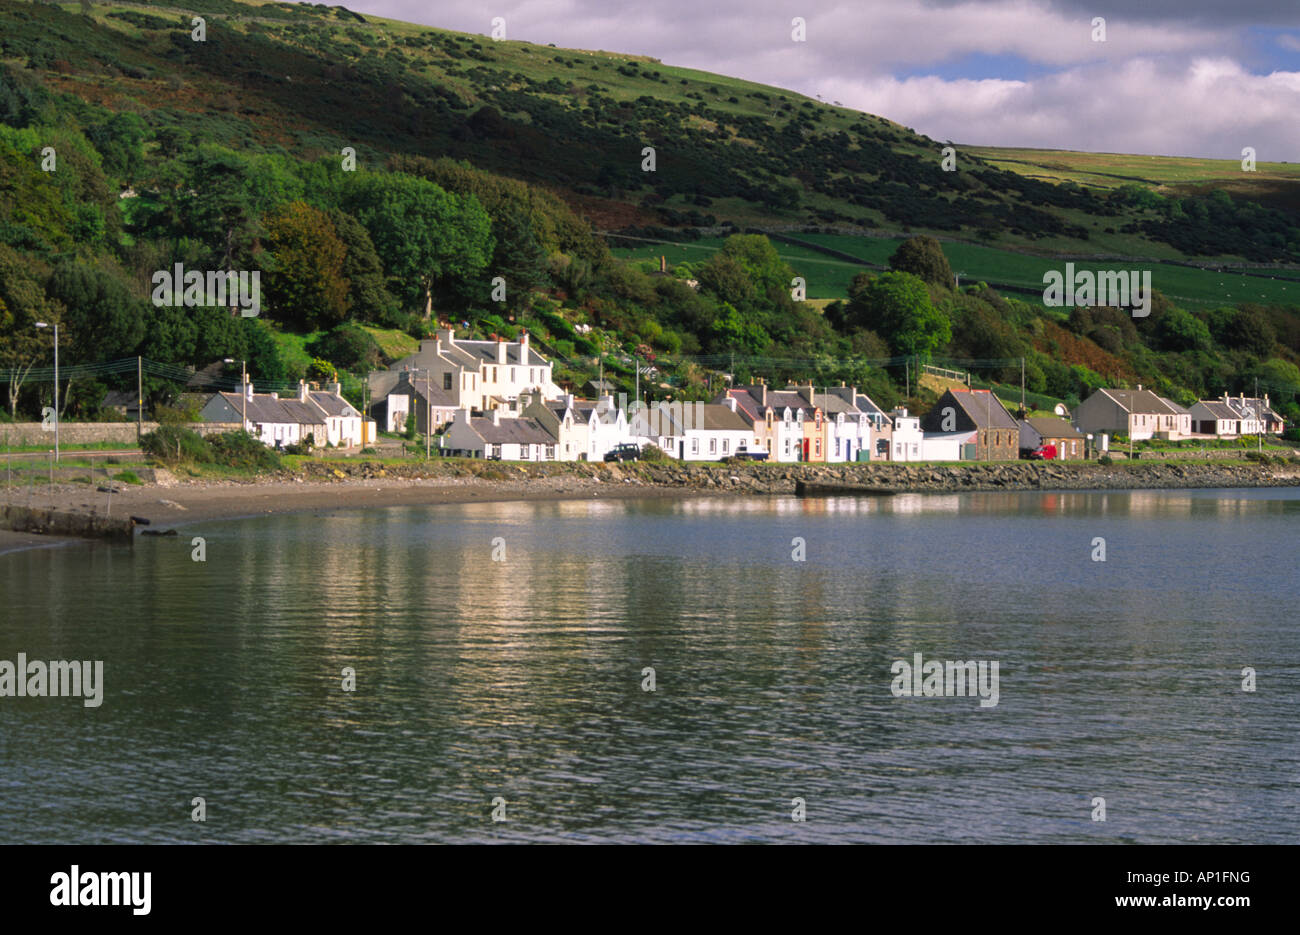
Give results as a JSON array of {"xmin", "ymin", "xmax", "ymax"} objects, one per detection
[{"xmin": 1028, "ymin": 444, "xmax": 1057, "ymax": 460}]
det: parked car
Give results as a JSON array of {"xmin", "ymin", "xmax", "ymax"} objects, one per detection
[
  {"xmin": 603, "ymin": 443, "xmax": 641, "ymax": 463},
  {"xmin": 732, "ymin": 446, "xmax": 770, "ymax": 461}
]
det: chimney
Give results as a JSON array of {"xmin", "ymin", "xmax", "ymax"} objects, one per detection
[
  {"xmin": 564, "ymin": 393, "xmax": 574, "ymax": 408},
  {"xmin": 519, "ymin": 330, "xmax": 529, "ymax": 354},
  {"xmin": 328, "ymin": 382, "xmax": 340, "ymax": 396},
  {"xmin": 1137, "ymin": 384, "xmax": 1142, "ymax": 391},
  {"xmin": 437, "ymin": 328, "xmax": 455, "ymax": 348},
  {"xmin": 244, "ymin": 381, "xmax": 254, "ymax": 401},
  {"xmin": 298, "ymin": 380, "xmax": 309, "ymax": 403},
  {"xmin": 725, "ymin": 395, "xmax": 737, "ymax": 413},
  {"xmin": 759, "ymin": 383, "xmax": 767, "ymax": 407},
  {"xmin": 497, "ymin": 335, "xmax": 507, "ymax": 365},
  {"xmin": 491, "ymin": 409, "xmax": 501, "ymax": 426}
]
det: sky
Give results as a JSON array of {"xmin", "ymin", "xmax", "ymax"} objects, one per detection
[{"xmin": 333, "ymin": 0, "xmax": 1300, "ymax": 160}]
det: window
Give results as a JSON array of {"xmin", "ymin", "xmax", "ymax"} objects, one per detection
[
  {"xmin": 546, "ymin": 445, "xmax": 555, "ymax": 460},
  {"xmin": 511, "ymin": 367, "xmax": 517, "ymax": 382},
  {"xmin": 520, "ymin": 446, "xmax": 530, "ymax": 459},
  {"xmin": 530, "ymin": 369, "xmax": 535, "ymax": 383},
  {"xmin": 443, "ymin": 373, "xmax": 452, "ymax": 390},
  {"xmin": 692, "ymin": 438, "xmax": 699, "ymax": 454},
  {"xmin": 814, "ymin": 439, "xmax": 821, "ymax": 456},
  {"xmin": 709, "ymin": 438, "xmax": 717, "ymax": 454},
  {"xmin": 722, "ymin": 439, "xmax": 729, "ymax": 453}
]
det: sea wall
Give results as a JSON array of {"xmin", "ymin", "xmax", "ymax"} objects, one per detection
[
  {"xmin": 1, "ymin": 504, "xmax": 135, "ymax": 542},
  {"xmin": 294, "ymin": 456, "xmax": 1300, "ymax": 494}
]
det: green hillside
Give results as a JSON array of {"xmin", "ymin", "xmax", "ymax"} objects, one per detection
[{"xmin": 2, "ymin": 0, "xmax": 1300, "ymax": 435}]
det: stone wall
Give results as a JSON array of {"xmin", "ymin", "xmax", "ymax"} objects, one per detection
[
  {"xmin": 1, "ymin": 504, "xmax": 134, "ymax": 541},
  {"xmin": 0, "ymin": 422, "xmax": 240, "ymax": 447}
]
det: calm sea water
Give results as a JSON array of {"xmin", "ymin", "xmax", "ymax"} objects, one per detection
[{"xmin": 1, "ymin": 488, "xmax": 1297, "ymax": 843}]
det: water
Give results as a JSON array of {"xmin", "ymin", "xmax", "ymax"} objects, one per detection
[{"xmin": 1, "ymin": 488, "xmax": 1297, "ymax": 843}]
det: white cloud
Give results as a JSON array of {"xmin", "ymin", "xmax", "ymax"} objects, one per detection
[
  {"xmin": 824, "ymin": 58, "xmax": 1300, "ymax": 157},
  {"xmin": 341, "ymin": 0, "xmax": 1298, "ymax": 157}
]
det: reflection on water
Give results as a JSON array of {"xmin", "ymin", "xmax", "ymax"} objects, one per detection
[{"xmin": 1, "ymin": 489, "xmax": 1297, "ymax": 843}]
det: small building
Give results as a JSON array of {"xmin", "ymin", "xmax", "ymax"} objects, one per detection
[
  {"xmin": 1189, "ymin": 399, "xmax": 1243, "ymax": 437},
  {"xmin": 439, "ymin": 408, "xmax": 557, "ymax": 460},
  {"xmin": 920, "ymin": 388, "xmax": 1019, "ymax": 460},
  {"xmin": 200, "ymin": 381, "xmax": 326, "ymax": 449},
  {"xmin": 921, "ymin": 429, "xmax": 976, "ymax": 462},
  {"xmin": 889, "ymin": 408, "xmax": 923, "ymax": 462},
  {"xmin": 1018, "ymin": 417, "xmax": 1085, "ymax": 459},
  {"xmin": 1074, "ymin": 386, "xmax": 1185, "ymax": 441},
  {"xmin": 630, "ymin": 399, "xmax": 752, "ymax": 460}
]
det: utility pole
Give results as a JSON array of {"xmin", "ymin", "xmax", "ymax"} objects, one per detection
[
  {"xmin": 34, "ymin": 321, "xmax": 58, "ymax": 462},
  {"xmin": 1020, "ymin": 357, "xmax": 1025, "ymax": 413},
  {"xmin": 425, "ymin": 369, "xmax": 432, "ymax": 460},
  {"xmin": 136, "ymin": 356, "xmax": 143, "ymax": 443}
]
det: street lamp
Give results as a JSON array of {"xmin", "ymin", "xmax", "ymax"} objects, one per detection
[
  {"xmin": 34, "ymin": 321, "xmax": 58, "ymax": 462},
  {"xmin": 223, "ymin": 358, "xmax": 246, "ymax": 435}
]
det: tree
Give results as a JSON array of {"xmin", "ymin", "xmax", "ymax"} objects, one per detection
[
  {"xmin": 889, "ymin": 236, "xmax": 954, "ymax": 288},
  {"xmin": 846, "ymin": 271, "xmax": 951, "ymax": 358},
  {"xmin": 326, "ymin": 209, "xmax": 397, "ymax": 325},
  {"xmin": 263, "ymin": 201, "xmax": 349, "ymax": 331},
  {"xmin": 46, "ymin": 261, "xmax": 147, "ymax": 363},
  {"xmin": 341, "ymin": 171, "xmax": 493, "ymax": 318}
]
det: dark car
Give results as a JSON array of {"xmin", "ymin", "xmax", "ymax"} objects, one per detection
[
  {"xmin": 603, "ymin": 443, "xmax": 641, "ymax": 463},
  {"xmin": 732, "ymin": 446, "xmax": 770, "ymax": 461}
]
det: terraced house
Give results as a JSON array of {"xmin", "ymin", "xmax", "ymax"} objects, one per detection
[{"xmin": 715, "ymin": 383, "xmax": 826, "ymax": 462}]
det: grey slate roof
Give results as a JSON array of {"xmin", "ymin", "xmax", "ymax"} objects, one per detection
[
  {"xmin": 1102, "ymin": 388, "xmax": 1178, "ymax": 415},
  {"xmin": 941, "ymin": 389, "xmax": 1018, "ymax": 429},
  {"xmin": 309, "ymin": 391, "xmax": 357, "ymax": 417},
  {"xmin": 1020, "ymin": 417, "xmax": 1083, "ymax": 439},
  {"xmin": 1196, "ymin": 400, "xmax": 1239, "ymax": 420},
  {"xmin": 473, "ymin": 417, "xmax": 556, "ymax": 445}
]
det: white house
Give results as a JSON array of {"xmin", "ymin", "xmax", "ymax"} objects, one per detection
[
  {"xmin": 922, "ymin": 429, "xmax": 977, "ymax": 461},
  {"xmin": 200, "ymin": 381, "xmax": 328, "ymax": 449},
  {"xmin": 890, "ymin": 408, "xmax": 923, "ymax": 462},
  {"xmin": 629, "ymin": 399, "xmax": 752, "ymax": 460},
  {"xmin": 439, "ymin": 408, "xmax": 558, "ymax": 460},
  {"xmin": 309, "ymin": 386, "xmax": 365, "ymax": 448},
  {"xmin": 373, "ymin": 328, "xmax": 561, "ymax": 415}
]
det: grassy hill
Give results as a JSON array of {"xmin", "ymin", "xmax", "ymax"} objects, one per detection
[
  {"xmin": 3, "ymin": 0, "xmax": 1300, "ymax": 434},
  {"xmin": 3, "ymin": 0, "xmax": 1297, "ymax": 264}
]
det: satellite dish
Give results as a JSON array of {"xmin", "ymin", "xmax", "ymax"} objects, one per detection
[{"xmin": 1054, "ymin": 403, "xmax": 1069, "ymax": 417}]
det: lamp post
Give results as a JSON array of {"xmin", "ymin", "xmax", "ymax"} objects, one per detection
[
  {"xmin": 223, "ymin": 358, "xmax": 246, "ymax": 434},
  {"xmin": 34, "ymin": 321, "xmax": 58, "ymax": 462}
]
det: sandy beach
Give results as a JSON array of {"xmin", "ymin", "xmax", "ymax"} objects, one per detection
[{"xmin": 0, "ymin": 471, "xmax": 717, "ymax": 552}]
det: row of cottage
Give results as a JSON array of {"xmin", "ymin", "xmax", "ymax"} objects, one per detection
[{"xmin": 190, "ymin": 328, "xmax": 1286, "ymax": 461}]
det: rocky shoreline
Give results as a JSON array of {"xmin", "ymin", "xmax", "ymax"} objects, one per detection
[
  {"xmin": 293, "ymin": 456, "xmax": 1300, "ymax": 494},
  {"xmin": 4, "ymin": 457, "xmax": 1299, "ymax": 554}
]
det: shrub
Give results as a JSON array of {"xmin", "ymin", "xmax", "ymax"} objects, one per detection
[
  {"xmin": 112, "ymin": 470, "xmax": 142, "ymax": 485},
  {"xmin": 207, "ymin": 431, "xmax": 281, "ymax": 471},
  {"xmin": 640, "ymin": 443, "xmax": 667, "ymax": 462},
  {"xmin": 141, "ymin": 426, "xmax": 213, "ymax": 464},
  {"xmin": 1098, "ymin": 455, "xmax": 1113, "ymax": 466}
]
